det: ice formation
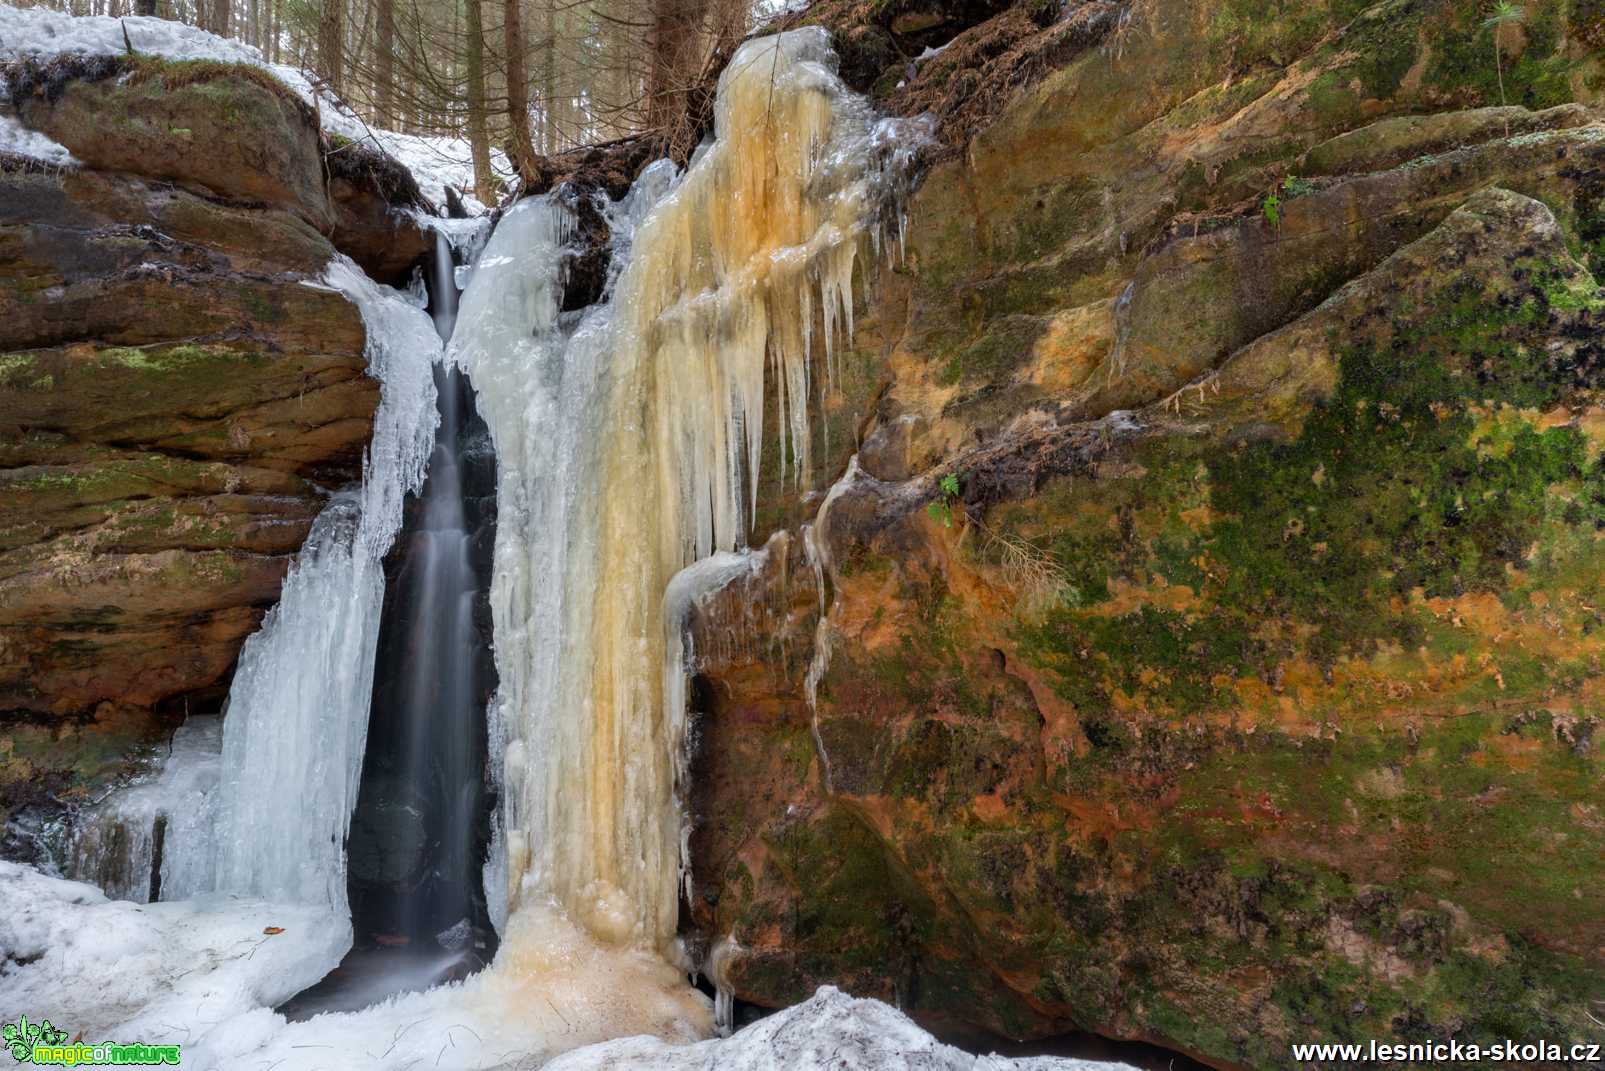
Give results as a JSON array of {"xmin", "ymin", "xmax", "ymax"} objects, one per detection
[
  {"xmin": 443, "ymin": 165, "xmax": 721, "ymax": 1045},
  {"xmin": 801, "ymin": 454, "xmax": 865, "ymax": 794},
  {"xmin": 168, "ymin": 257, "xmax": 439, "ymax": 913},
  {"xmin": 0, "ymin": 2, "xmax": 512, "ymax": 206},
  {"xmin": 66, "ymin": 716, "xmax": 222, "ymax": 903},
  {"xmin": 450, "ymin": 30, "xmax": 927, "ymax": 985}
]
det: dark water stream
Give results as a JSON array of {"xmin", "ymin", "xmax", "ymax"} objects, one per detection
[{"xmin": 283, "ymin": 234, "xmax": 499, "ymax": 1019}]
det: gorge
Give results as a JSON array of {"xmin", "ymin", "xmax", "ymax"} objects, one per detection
[{"xmin": 4, "ymin": 0, "xmax": 1605, "ymax": 1067}]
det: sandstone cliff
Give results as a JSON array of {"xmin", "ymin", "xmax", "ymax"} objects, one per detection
[
  {"xmin": 0, "ymin": 53, "xmax": 429, "ymax": 850},
  {"xmin": 684, "ymin": 0, "xmax": 1605, "ymax": 1064}
]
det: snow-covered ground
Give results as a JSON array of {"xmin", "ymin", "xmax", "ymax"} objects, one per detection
[
  {"xmin": 0, "ymin": 862, "xmax": 1134, "ymax": 1071},
  {"xmin": 0, "ymin": 2, "xmax": 512, "ymax": 209},
  {"xmin": 0, "ymin": 860, "xmax": 350, "ymax": 1047}
]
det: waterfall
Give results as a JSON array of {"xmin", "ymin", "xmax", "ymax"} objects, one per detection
[
  {"xmin": 187, "ymin": 257, "xmax": 441, "ymax": 912},
  {"xmin": 450, "ymin": 26, "xmax": 925, "ymax": 975},
  {"xmin": 56, "ymin": 28, "xmax": 929, "ymax": 1067},
  {"xmin": 345, "ymin": 233, "xmax": 497, "ymax": 955},
  {"xmin": 60, "ymin": 253, "xmax": 445, "ymax": 920}
]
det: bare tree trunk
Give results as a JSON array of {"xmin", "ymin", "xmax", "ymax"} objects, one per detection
[
  {"xmin": 319, "ymin": 0, "xmax": 346, "ymax": 94},
  {"xmin": 504, "ymin": 0, "xmax": 537, "ymax": 177},
  {"xmin": 136, "ymin": 0, "xmax": 158, "ymax": 18},
  {"xmin": 644, "ymin": 0, "xmax": 707, "ymax": 137},
  {"xmin": 539, "ymin": 0, "xmax": 556, "ymax": 152},
  {"xmin": 465, "ymin": 0, "xmax": 494, "ymax": 197},
  {"xmin": 376, "ymin": 0, "xmax": 395, "ymax": 124},
  {"xmin": 212, "ymin": 0, "xmax": 230, "ymax": 35}
]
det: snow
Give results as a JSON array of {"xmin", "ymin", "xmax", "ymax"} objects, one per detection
[
  {"xmin": 541, "ymin": 987, "xmax": 1135, "ymax": 1071},
  {"xmin": 0, "ymin": 111, "xmax": 75, "ymax": 165},
  {"xmin": 0, "ymin": 2, "xmax": 512, "ymax": 209},
  {"xmin": 0, "ymin": 2, "xmax": 263, "ymax": 66},
  {"xmin": 0, "ymin": 873, "xmax": 1131, "ymax": 1071},
  {"xmin": 0, "ymin": 860, "xmax": 349, "ymax": 1047}
]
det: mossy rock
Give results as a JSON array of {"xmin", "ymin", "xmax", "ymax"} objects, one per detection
[{"xmin": 11, "ymin": 54, "xmax": 328, "ymax": 224}]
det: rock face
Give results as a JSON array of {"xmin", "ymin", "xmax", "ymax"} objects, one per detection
[
  {"xmin": 687, "ymin": 0, "xmax": 1605, "ymax": 1065},
  {"xmin": 0, "ymin": 56, "xmax": 428, "ymax": 842}
]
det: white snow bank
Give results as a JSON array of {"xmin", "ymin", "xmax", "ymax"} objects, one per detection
[
  {"xmin": 187, "ymin": 903, "xmax": 710, "ymax": 1071},
  {"xmin": 0, "ymin": 860, "xmax": 349, "ymax": 1046},
  {"xmin": 0, "ymin": 2, "xmax": 261, "ymax": 67},
  {"xmin": 0, "ymin": 2, "xmax": 511, "ymax": 209},
  {"xmin": 541, "ymin": 987, "xmax": 1137, "ymax": 1071}
]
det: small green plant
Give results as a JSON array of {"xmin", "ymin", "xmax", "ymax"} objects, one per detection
[
  {"xmin": 1483, "ymin": 1, "xmax": 1527, "ymax": 132},
  {"xmin": 1262, "ymin": 190, "xmax": 1281, "ymax": 229},
  {"xmin": 1281, "ymin": 175, "xmax": 1316, "ymax": 199},
  {"xmin": 928, "ymin": 472, "xmax": 963, "ymax": 528}
]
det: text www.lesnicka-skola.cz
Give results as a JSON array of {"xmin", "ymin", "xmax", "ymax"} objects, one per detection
[{"xmin": 1292, "ymin": 1040, "xmax": 1604, "ymax": 1064}]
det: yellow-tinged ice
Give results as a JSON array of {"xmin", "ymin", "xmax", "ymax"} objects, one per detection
[
  {"xmin": 448, "ymin": 25, "xmax": 924, "ymax": 1055},
  {"xmin": 510, "ymin": 27, "xmax": 902, "ymax": 957}
]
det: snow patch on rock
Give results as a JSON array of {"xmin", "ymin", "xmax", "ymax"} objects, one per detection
[
  {"xmin": 0, "ymin": 2, "xmax": 510, "ymax": 209},
  {"xmin": 0, "ymin": 110, "xmax": 75, "ymax": 165}
]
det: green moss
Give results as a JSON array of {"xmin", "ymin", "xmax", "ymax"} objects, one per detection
[
  {"xmin": 1306, "ymin": 68, "xmax": 1364, "ymax": 125},
  {"xmin": 936, "ymin": 315, "xmax": 1047, "ymax": 387},
  {"xmin": 1082, "ymin": 712, "xmax": 1603, "ymax": 1061},
  {"xmin": 1020, "ymin": 252, "xmax": 1605, "ymax": 709},
  {"xmin": 1207, "ymin": 0, "xmax": 1336, "ymax": 72},
  {"xmin": 0, "ymin": 353, "xmax": 33, "ymax": 381},
  {"xmin": 96, "ymin": 341, "xmax": 254, "ymax": 375},
  {"xmin": 125, "ymin": 54, "xmax": 309, "ymax": 117},
  {"xmin": 1022, "ymin": 604, "xmax": 1260, "ymax": 717},
  {"xmin": 765, "ymin": 805, "xmax": 940, "ymax": 972}
]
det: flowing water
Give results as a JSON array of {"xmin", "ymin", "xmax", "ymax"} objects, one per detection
[
  {"xmin": 345, "ymin": 236, "xmax": 496, "ymax": 951},
  {"xmin": 288, "ymin": 235, "xmax": 501, "ymax": 1015}
]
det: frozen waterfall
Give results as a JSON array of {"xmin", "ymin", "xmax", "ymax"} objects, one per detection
[{"xmin": 172, "ymin": 257, "xmax": 442, "ymax": 913}]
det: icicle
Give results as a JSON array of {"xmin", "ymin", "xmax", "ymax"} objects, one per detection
[
  {"xmin": 707, "ymin": 934, "xmax": 744, "ymax": 1038},
  {"xmin": 66, "ymin": 716, "xmax": 222, "ymax": 903},
  {"xmin": 449, "ymin": 28, "xmax": 927, "ymax": 968},
  {"xmin": 663, "ymin": 550, "xmax": 766, "ymax": 908}
]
